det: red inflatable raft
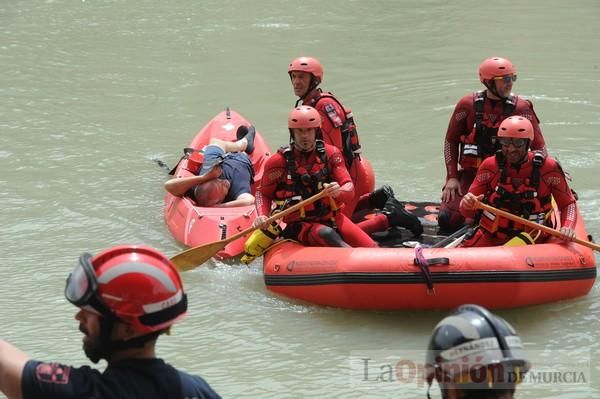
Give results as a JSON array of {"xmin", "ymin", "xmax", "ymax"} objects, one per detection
[
  {"xmin": 263, "ymin": 204, "xmax": 597, "ymax": 310},
  {"xmin": 164, "ymin": 108, "xmax": 272, "ymax": 260}
]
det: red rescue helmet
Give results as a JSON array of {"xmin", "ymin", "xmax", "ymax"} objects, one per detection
[
  {"xmin": 288, "ymin": 106, "xmax": 321, "ymax": 129},
  {"xmin": 479, "ymin": 57, "xmax": 516, "ymax": 83},
  {"xmin": 65, "ymin": 245, "xmax": 188, "ymax": 334},
  {"xmin": 288, "ymin": 56, "xmax": 324, "ymax": 82},
  {"xmin": 497, "ymin": 116, "xmax": 534, "ymax": 141},
  {"xmin": 426, "ymin": 304, "xmax": 530, "ymax": 390}
]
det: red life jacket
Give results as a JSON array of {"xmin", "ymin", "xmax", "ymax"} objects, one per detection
[
  {"xmin": 459, "ymin": 90, "xmax": 516, "ymax": 170},
  {"xmin": 480, "ymin": 151, "xmax": 553, "ymax": 239},
  {"xmin": 311, "ymin": 92, "xmax": 362, "ymax": 169},
  {"xmin": 274, "ymin": 141, "xmax": 339, "ymax": 222}
]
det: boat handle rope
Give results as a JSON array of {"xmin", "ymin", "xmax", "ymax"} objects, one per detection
[{"xmin": 413, "ymin": 247, "xmax": 450, "ymax": 294}]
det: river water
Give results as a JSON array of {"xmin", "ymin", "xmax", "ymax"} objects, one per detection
[{"xmin": 2, "ymin": 1, "xmax": 599, "ymax": 398}]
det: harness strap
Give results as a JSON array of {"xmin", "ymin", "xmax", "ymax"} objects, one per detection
[
  {"xmin": 313, "ymin": 93, "xmax": 362, "ymax": 167},
  {"xmin": 474, "ymin": 90, "xmax": 485, "ymax": 144},
  {"xmin": 491, "ymin": 152, "xmax": 549, "ymax": 217},
  {"xmin": 278, "ymin": 143, "xmax": 332, "ymax": 220},
  {"xmin": 503, "ymin": 94, "xmax": 517, "ymax": 116},
  {"xmin": 473, "ymin": 91, "xmax": 516, "ymax": 154}
]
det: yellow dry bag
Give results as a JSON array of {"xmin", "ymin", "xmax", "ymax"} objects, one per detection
[{"xmin": 241, "ymin": 222, "xmax": 282, "ymax": 264}]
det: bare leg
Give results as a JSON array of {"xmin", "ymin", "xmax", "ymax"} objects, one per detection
[{"xmin": 209, "ymin": 137, "xmax": 247, "ymax": 153}]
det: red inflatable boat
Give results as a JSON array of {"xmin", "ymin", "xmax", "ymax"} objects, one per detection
[
  {"xmin": 164, "ymin": 108, "xmax": 272, "ymax": 260},
  {"xmin": 263, "ymin": 203, "xmax": 597, "ymax": 310}
]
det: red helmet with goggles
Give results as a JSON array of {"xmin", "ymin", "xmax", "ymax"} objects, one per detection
[{"xmin": 65, "ymin": 245, "xmax": 188, "ymax": 334}]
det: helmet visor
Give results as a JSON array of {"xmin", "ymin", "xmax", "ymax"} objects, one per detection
[{"xmin": 64, "ymin": 253, "xmax": 97, "ymax": 306}]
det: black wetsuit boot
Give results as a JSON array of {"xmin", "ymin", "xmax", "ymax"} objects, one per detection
[
  {"xmin": 382, "ymin": 197, "xmax": 424, "ymax": 236},
  {"xmin": 368, "ymin": 184, "xmax": 395, "ymax": 209}
]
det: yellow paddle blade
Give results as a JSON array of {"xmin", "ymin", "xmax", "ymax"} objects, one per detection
[{"xmin": 170, "ymin": 241, "xmax": 228, "ymax": 271}]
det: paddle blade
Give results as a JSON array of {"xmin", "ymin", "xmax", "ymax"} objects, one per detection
[
  {"xmin": 170, "ymin": 241, "xmax": 227, "ymax": 271},
  {"xmin": 170, "ymin": 190, "xmax": 331, "ymax": 272}
]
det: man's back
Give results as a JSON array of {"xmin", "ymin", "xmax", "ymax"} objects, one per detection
[{"xmin": 22, "ymin": 358, "xmax": 220, "ymax": 399}]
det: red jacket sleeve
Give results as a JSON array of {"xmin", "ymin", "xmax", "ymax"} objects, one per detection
[
  {"xmin": 459, "ymin": 157, "xmax": 499, "ymax": 219},
  {"xmin": 541, "ymin": 158, "xmax": 577, "ymax": 229},
  {"xmin": 327, "ymin": 146, "xmax": 354, "ymax": 204},
  {"xmin": 255, "ymin": 153, "xmax": 286, "ymax": 217},
  {"xmin": 444, "ymin": 94, "xmax": 474, "ymax": 179}
]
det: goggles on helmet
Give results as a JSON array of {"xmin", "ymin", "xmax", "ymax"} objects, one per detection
[
  {"xmin": 498, "ymin": 137, "xmax": 528, "ymax": 148},
  {"xmin": 65, "ymin": 253, "xmax": 97, "ymax": 306},
  {"xmin": 493, "ymin": 74, "xmax": 517, "ymax": 84},
  {"xmin": 64, "ymin": 253, "xmax": 112, "ymax": 317}
]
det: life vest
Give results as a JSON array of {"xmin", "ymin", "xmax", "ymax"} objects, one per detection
[
  {"xmin": 480, "ymin": 151, "xmax": 553, "ymax": 239},
  {"xmin": 459, "ymin": 91, "xmax": 516, "ymax": 170},
  {"xmin": 312, "ymin": 93, "xmax": 362, "ymax": 169},
  {"xmin": 274, "ymin": 142, "xmax": 339, "ymax": 222}
]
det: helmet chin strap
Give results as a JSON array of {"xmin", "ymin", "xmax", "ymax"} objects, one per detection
[
  {"xmin": 298, "ymin": 76, "xmax": 320, "ymax": 102},
  {"xmin": 484, "ymin": 81, "xmax": 507, "ymax": 100}
]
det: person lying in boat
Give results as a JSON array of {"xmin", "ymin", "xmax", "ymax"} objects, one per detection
[
  {"xmin": 288, "ymin": 56, "xmax": 422, "ymax": 236},
  {"xmin": 253, "ymin": 106, "xmax": 416, "ymax": 250},
  {"xmin": 459, "ymin": 116, "xmax": 576, "ymax": 247},
  {"xmin": 439, "ymin": 56, "xmax": 547, "ymax": 234},
  {"xmin": 0, "ymin": 245, "xmax": 221, "ymax": 399},
  {"xmin": 426, "ymin": 304, "xmax": 530, "ymax": 399},
  {"xmin": 164, "ymin": 126, "xmax": 255, "ymax": 208}
]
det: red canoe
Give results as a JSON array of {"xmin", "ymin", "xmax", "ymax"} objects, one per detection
[
  {"xmin": 164, "ymin": 108, "xmax": 272, "ymax": 260},
  {"xmin": 263, "ymin": 203, "xmax": 597, "ymax": 310}
]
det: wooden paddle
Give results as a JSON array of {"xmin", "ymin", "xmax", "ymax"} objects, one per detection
[
  {"xmin": 171, "ymin": 190, "xmax": 328, "ymax": 271},
  {"xmin": 474, "ymin": 200, "xmax": 600, "ymax": 251}
]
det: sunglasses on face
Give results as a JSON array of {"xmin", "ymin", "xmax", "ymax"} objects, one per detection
[
  {"xmin": 498, "ymin": 137, "xmax": 528, "ymax": 148},
  {"xmin": 493, "ymin": 74, "xmax": 517, "ymax": 84}
]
